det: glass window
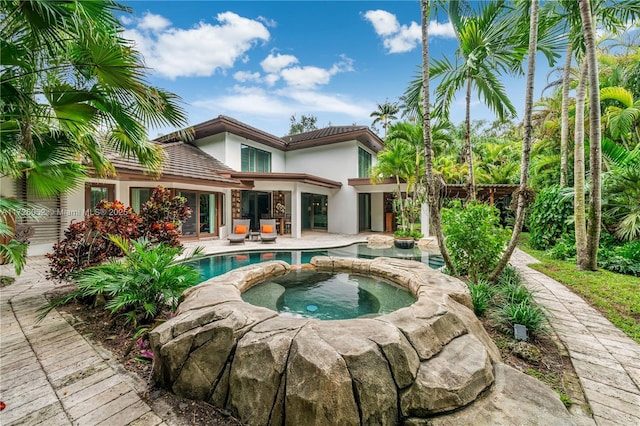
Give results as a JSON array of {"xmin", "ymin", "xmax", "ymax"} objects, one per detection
[
  {"xmin": 199, "ymin": 193, "xmax": 216, "ymax": 234},
  {"xmin": 358, "ymin": 147, "xmax": 372, "ymax": 178},
  {"xmin": 131, "ymin": 188, "xmax": 152, "ymax": 212},
  {"xmin": 85, "ymin": 184, "xmax": 114, "ymax": 211},
  {"xmin": 241, "ymin": 144, "xmax": 271, "ymax": 172}
]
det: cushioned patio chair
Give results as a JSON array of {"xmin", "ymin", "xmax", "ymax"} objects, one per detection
[
  {"xmin": 259, "ymin": 219, "xmax": 277, "ymax": 243},
  {"xmin": 228, "ymin": 219, "xmax": 251, "ymax": 244}
]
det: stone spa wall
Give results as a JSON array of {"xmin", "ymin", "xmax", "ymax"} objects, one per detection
[{"xmin": 149, "ymin": 257, "xmax": 572, "ymax": 425}]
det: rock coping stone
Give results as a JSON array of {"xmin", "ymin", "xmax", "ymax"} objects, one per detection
[{"xmin": 150, "ymin": 257, "xmax": 572, "ymax": 425}]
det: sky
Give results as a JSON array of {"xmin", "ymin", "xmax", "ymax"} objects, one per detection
[{"xmin": 119, "ymin": 1, "xmax": 555, "ymax": 138}]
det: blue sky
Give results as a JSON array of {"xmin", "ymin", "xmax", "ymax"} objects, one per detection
[{"xmin": 120, "ymin": 1, "xmax": 551, "ymax": 138}]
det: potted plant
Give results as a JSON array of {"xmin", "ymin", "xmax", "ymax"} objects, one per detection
[{"xmin": 393, "ymin": 228, "xmax": 415, "ymax": 249}]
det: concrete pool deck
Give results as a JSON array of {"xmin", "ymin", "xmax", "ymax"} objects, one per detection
[{"xmin": 1, "ymin": 232, "xmax": 638, "ymax": 425}]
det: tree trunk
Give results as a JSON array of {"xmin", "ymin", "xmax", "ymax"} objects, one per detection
[
  {"xmin": 490, "ymin": 0, "xmax": 539, "ymax": 282},
  {"xmin": 578, "ymin": 0, "xmax": 602, "ymax": 271},
  {"xmin": 574, "ymin": 61, "xmax": 588, "ymax": 267},
  {"xmin": 560, "ymin": 42, "xmax": 573, "ymax": 187},
  {"xmin": 421, "ymin": 0, "xmax": 456, "ymax": 274},
  {"xmin": 395, "ymin": 176, "xmax": 406, "ymax": 230},
  {"xmin": 465, "ymin": 73, "xmax": 476, "ymax": 200}
]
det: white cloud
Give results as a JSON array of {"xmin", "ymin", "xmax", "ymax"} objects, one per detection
[
  {"xmin": 123, "ymin": 11, "xmax": 270, "ymax": 79},
  {"xmin": 233, "ymin": 71, "xmax": 262, "ymax": 83},
  {"xmin": 384, "ymin": 22, "xmax": 421, "ymax": 54},
  {"xmin": 279, "ymin": 56, "xmax": 353, "ymax": 89},
  {"xmin": 428, "ymin": 20, "xmax": 456, "ymax": 38},
  {"xmin": 261, "ymin": 53, "xmax": 299, "ymax": 73},
  {"xmin": 257, "ymin": 16, "xmax": 277, "ymax": 28},
  {"xmin": 193, "ymin": 85, "xmax": 371, "ymax": 124},
  {"xmin": 138, "ymin": 12, "xmax": 171, "ymax": 32},
  {"xmin": 364, "ymin": 10, "xmax": 455, "ymax": 54},
  {"xmin": 363, "ymin": 10, "xmax": 399, "ymax": 36}
]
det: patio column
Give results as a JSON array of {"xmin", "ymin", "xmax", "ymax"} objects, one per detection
[
  {"xmin": 421, "ymin": 202, "xmax": 430, "ymax": 237},
  {"xmin": 291, "ymin": 185, "xmax": 302, "ymax": 238}
]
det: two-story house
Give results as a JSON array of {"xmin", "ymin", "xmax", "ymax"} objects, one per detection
[{"xmin": 4, "ymin": 115, "xmax": 401, "ymax": 255}]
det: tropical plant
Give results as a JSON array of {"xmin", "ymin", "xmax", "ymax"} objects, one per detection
[
  {"xmin": 371, "ymin": 122, "xmax": 425, "ymax": 234},
  {"xmin": 289, "ymin": 114, "xmax": 318, "ymax": 135},
  {"xmin": 578, "ymin": 0, "xmax": 603, "ymax": 271},
  {"xmin": 40, "ymin": 236, "xmax": 203, "ymax": 325},
  {"xmin": 490, "ymin": 0, "xmax": 542, "ymax": 281},
  {"xmin": 47, "ymin": 200, "xmax": 142, "ymax": 280},
  {"xmin": 467, "ymin": 280, "xmax": 495, "ymax": 316},
  {"xmin": 140, "ymin": 187, "xmax": 191, "ymax": 246},
  {"xmin": 1, "ymin": 0, "xmax": 189, "ymax": 274},
  {"xmin": 498, "ymin": 300, "xmax": 547, "ymax": 336},
  {"xmin": 431, "ymin": 0, "xmax": 527, "ymax": 200},
  {"xmin": 419, "ymin": 0, "xmax": 456, "ymax": 274},
  {"xmin": 602, "ymin": 168, "xmax": 640, "ymax": 241},
  {"xmin": 370, "ymin": 101, "xmax": 399, "ymax": 136},
  {"xmin": 600, "ymin": 86, "xmax": 640, "ymax": 147},
  {"xmin": 528, "ymin": 186, "xmax": 573, "ymax": 250},
  {"xmin": 442, "ymin": 201, "xmax": 510, "ymax": 282}
]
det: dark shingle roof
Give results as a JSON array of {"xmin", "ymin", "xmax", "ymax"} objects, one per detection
[
  {"xmin": 107, "ymin": 142, "xmax": 240, "ymax": 185},
  {"xmin": 285, "ymin": 126, "xmax": 370, "ymax": 144}
]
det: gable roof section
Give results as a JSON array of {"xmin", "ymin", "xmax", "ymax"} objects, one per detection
[
  {"xmin": 107, "ymin": 142, "xmax": 242, "ymax": 186},
  {"xmin": 156, "ymin": 116, "xmax": 384, "ymax": 153}
]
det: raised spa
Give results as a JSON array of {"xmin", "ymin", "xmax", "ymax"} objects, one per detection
[
  {"xmin": 150, "ymin": 256, "xmax": 571, "ymax": 425},
  {"xmin": 242, "ymin": 269, "xmax": 416, "ymax": 320}
]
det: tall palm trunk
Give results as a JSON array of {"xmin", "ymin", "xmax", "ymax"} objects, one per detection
[
  {"xmin": 421, "ymin": 0, "xmax": 456, "ymax": 274},
  {"xmin": 578, "ymin": 0, "xmax": 602, "ymax": 270},
  {"xmin": 574, "ymin": 61, "xmax": 588, "ymax": 267},
  {"xmin": 490, "ymin": 0, "xmax": 539, "ymax": 281},
  {"xmin": 560, "ymin": 42, "xmax": 573, "ymax": 187},
  {"xmin": 465, "ymin": 72, "xmax": 477, "ymax": 200},
  {"xmin": 395, "ymin": 175, "xmax": 406, "ymax": 230}
]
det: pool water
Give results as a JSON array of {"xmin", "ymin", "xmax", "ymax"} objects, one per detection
[
  {"xmin": 242, "ymin": 269, "xmax": 416, "ymax": 320},
  {"xmin": 193, "ymin": 243, "xmax": 443, "ymax": 281}
]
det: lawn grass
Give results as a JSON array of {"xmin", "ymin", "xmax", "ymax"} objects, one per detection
[{"xmin": 518, "ymin": 233, "xmax": 640, "ymax": 344}]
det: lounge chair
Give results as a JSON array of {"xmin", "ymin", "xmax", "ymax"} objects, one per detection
[
  {"xmin": 259, "ymin": 219, "xmax": 277, "ymax": 243},
  {"xmin": 228, "ymin": 219, "xmax": 251, "ymax": 244}
]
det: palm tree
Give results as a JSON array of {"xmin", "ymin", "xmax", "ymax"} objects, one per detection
[
  {"xmin": 370, "ymin": 138, "xmax": 414, "ymax": 231},
  {"xmin": 489, "ymin": 0, "xmax": 541, "ymax": 281},
  {"xmin": 431, "ymin": 0, "xmax": 526, "ymax": 200},
  {"xmin": 578, "ymin": 0, "xmax": 603, "ymax": 271},
  {"xmin": 0, "ymin": 0, "xmax": 189, "ymax": 273},
  {"xmin": 420, "ymin": 0, "xmax": 456, "ymax": 273},
  {"xmin": 370, "ymin": 101, "xmax": 399, "ymax": 137},
  {"xmin": 574, "ymin": 62, "xmax": 589, "ymax": 266}
]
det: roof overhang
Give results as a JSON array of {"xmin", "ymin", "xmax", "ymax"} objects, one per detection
[
  {"xmin": 286, "ymin": 129, "xmax": 384, "ymax": 153},
  {"xmin": 157, "ymin": 116, "xmax": 286, "ymax": 150},
  {"xmin": 226, "ymin": 172, "xmax": 342, "ymax": 189}
]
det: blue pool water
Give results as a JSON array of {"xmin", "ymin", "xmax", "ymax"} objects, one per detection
[
  {"xmin": 242, "ymin": 269, "xmax": 416, "ymax": 320},
  {"xmin": 193, "ymin": 243, "xmax": 444, "ymax": 281}
]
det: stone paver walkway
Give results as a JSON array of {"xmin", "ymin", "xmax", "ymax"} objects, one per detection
[
  {"xmin": 1, "ymin": 235, "xmax": 638, "ymax": 425},
  {"xmin": 511, "ymin": 249, "xmax": 640, "ymax": 426}
]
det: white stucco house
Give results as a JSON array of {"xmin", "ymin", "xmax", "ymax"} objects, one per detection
[{"xmin": 3, "ymin": 115, "xmax": 416, "ymax": 255}]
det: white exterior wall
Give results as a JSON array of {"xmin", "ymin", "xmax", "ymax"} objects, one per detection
[
  {"xmin": 197, "ymin": 133, "xmax": 286, "ymax": 172},
  {"xmin": 193, "ymin": 134, "xmax": 226, "ymax": 163},
  {"xmin": 285, "ymin": 141, "xmax": 359, "ymax": 234}
]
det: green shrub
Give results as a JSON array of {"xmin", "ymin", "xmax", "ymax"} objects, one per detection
[
  {"xmin": 528, "ymin": 186, "xmax": 573, "ymax": 250},
  {"xmin": 499, "ymin": 300, "xmax": 547, "ymax": 336},
  {"xmin": 41, "ymin": 236, "xmax": 202, "ymax": 325},
  {"xmin": 497, "ymin": 265, "xmax": 523, "ymax": 288},
  {"xmin": 500, "ymin": 282, "xmax": 534, "ymax": 304},
  {"xmin": 467, "ymin": 280, "xmax": 495, "ymax": 316},
  {"xmin": 599, "ymin": 254, "xmax": 640, "ymax": 277},
  {"xmin": 615, "ymin": 240, "xmax": 640, "ymax": 262},
  {"xmin": 545, "ymin": 236, "xmax": 576, "ymax": 261},
  {"xmin": 442, "ymin": 201, "xmax": 510, "ymax": 281}
]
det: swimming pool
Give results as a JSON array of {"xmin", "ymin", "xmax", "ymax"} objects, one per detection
[{"xmin": 192, "ymin": 242, "xmax": 444, "ymax": 282}]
